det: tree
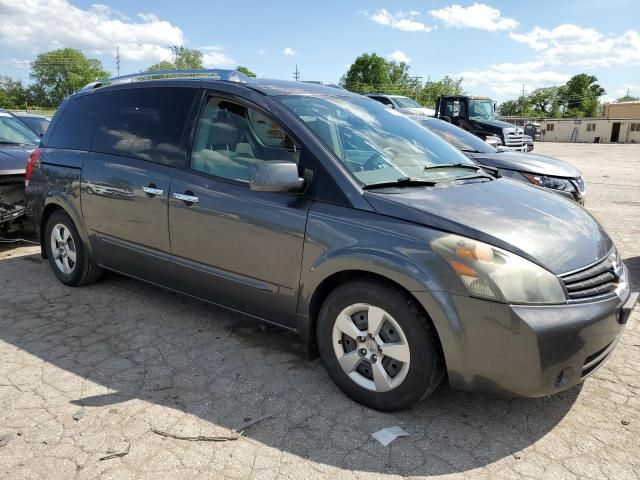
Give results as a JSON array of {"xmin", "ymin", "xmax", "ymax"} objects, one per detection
[
  {"xmin": 0, "ymin": 77, "xmax": 29, "ymax": 109},
  {"xmin": 147, "ymin": 46, "xmax": 204, "ymax": 71},
  {"xmin": 342, "ymin": 53, "xmax": 390, "ymax": 92},
  {"xmin": 498, "ymin": 100, "xmax": 521, "ymax": 116},
  {"xmin": 236, "ymin": 66, "xmax": 256, "ymax": 77},
  {"xmin": 498, "ymin": 96, "xmax": 533, "ymax": 117},
  {"xmin": 527, "ymin": 87, "xmax": 560, "ymax": 116},
  {"xmin": 558, "ymin": 74, "xmax": 605, "ymax": 117},
  {"xmin": 616, "ymin": 94, "xmax": 639, "ymax": 102},
  {"xmin": 146, "ymin": 60, "xmax": 175, "ymax": 72},
  {"xmin": 30, "ymin": 48, "xmax": 109, "ymax": 107},
  {"xmin": 387, "ymin": 61, "xmax": 410, "ymax": 87},
  {"xmin": 420, "ymin": 76, "xmax": 465, "ymax": 107}
]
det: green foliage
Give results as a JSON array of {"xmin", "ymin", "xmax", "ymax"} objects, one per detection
[
  {"xmin": 342, "ymin": 53, "xmax": 391, "ymax": 91},
  {"xmin": 615, "ymin": 94, "xmax": 639, "ymax": 102},
  {"xmin": 30, "ymin": 49, "xmax": 107, "ymax": 104},
  {"xmin": 147, "ymin": 47, "xmax": 204, "ymax": 71},
  {"xmin": 527, "ymin": 87, "xmax": 561, "ymax": 116},
  {"xmin": 146, "ymin": 60, "xmax": 176, "ymax": 72},
  {"xmin": 557, "ymin": 74, "xmax": 605, "ymax": 117},
  {"xmin": 420, "ymin": 76, "xmax": 465, "ymax": 107},
  {"xmin": 500, "ymin": 73, "xmax": 606, "ymax": 118},
  {"xmin": 236, "ymin": 66, "xmax": 257, "ymax": 78},
  {"xmin": 342, "ymin": 53, "xmax": 463, "ymax": 107},
  {"xmin": 30, "ymin": 48, "xmax": 109, "ymax": 107},
  {"xmin": 0, "ymin": 77, "xmax": 29, "ymax": 109},
  {"xmin": 498, "ymin": 99, "xmax": 523, "ymax": 116}
]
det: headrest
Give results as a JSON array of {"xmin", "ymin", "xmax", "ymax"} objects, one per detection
[{"xmin": 210, "ymin": 121, "xmax": 240, "ymax": 146}]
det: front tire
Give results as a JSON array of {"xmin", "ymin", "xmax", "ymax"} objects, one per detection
[
  {"xmin": 317, "ymin": 279, "xmax": 444, "ymax": 411},
  {"xmin": 44, "ymin": 210, "xmax": 102, "ymax": 286}
]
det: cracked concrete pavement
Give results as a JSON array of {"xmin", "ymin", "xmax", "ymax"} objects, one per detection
[{"xmin": 0, "ymin": 143, "xmax": 639, "ymax": 479}]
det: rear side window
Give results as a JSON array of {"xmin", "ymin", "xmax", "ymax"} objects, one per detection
[
  {"xmin": 48, "ymin": 93, "xmax": 106, "ymax": 150},
  {"xmin": 92, "ymin": 87, "xmax": 197, "ymax": 166}
]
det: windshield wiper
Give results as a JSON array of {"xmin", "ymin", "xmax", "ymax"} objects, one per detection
[
  {"xmin": 363, "ymin": 177, "xmax": 437, "ymax": 190},
  {"xmin": 460, "ymin": 148, "xmax": 483, "ymax": 153},
  {"xmin": 423, "ymin": 163, "xmax": 481, "ymax": 171}
]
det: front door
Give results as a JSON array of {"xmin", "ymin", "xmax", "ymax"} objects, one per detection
[
  {"xmin": 611, "ymin": 122, "xmax": 621, "ymax": 143},
  {"xmin": 81, "ymin": 86, "xmax": 198, "ymax": 285},
  {"xmin": 168, "ymin": 94, "xmax": 314, "ymax": 326}
]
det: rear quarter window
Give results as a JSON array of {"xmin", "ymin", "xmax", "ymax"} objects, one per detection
[
  {"xmin": 47, "ymin": 93, "xmax": 107, "ymax": 150},
  {"xmin": 91, "ymin": 87, "xmax": 197, "ymax": 166}
]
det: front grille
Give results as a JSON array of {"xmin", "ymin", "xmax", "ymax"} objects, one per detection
[
  {"xmin": 503, "ymin": 128, "xmax": 524, "ymax": 147},
  {"xmin": 560, "ymin": 252, "xmax": 621, "ymax": 301}
]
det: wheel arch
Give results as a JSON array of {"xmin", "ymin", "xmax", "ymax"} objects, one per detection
[
  {"xmin": 302, "ymin": 269, "xmax": 447, "ymax": 374},
  {"xmin": 40, "ymin": 194, "xmax": 91, "ymax": 259}
]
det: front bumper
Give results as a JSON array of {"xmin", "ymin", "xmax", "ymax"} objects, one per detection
[
  {"xmin": 501, "ymin": 145, "xmax": 529, "ymax": 152},
  {"xmin": 441, "ymin": 271, "xmax": 637, "ymax": 397}
]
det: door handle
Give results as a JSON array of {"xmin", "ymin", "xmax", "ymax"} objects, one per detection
[
  {"xmin": 143, "ymin": 186, "xmax": 164, "ymax": 196},
  {"xmin": 172, "ymin": 192, "xmax": 199, "ymax": 204}
]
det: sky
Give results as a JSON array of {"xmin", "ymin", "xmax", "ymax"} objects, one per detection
[{"xmin": 1, "ymin": 0, "xmax": 639, "ymax": 102}]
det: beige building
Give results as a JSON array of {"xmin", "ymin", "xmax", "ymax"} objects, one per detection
[
  {"xmin": 604, "ymin": 101, "xmax": 640, "ymax": 119},
  {"xmin": 500, "ymin": 116, "xmax": 640, "ymax": 144}
]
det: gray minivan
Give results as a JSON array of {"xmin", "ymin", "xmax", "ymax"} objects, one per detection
[{"xmin": 25, "ymin": 70, "xmax": 637, "ymax": 411}]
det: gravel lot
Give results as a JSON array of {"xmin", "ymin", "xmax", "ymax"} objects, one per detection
[{"xmin": 0, "ymin": 142, "xmax": 639, "ymax": 480}]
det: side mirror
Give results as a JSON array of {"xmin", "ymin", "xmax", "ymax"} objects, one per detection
[{"xmin": 250, "ymin": 161, "xmax": 305, "ymax": 193}]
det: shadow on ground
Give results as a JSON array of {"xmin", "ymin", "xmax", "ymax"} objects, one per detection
[{"xmin": 0, "ymin": 252, "xmax": 582, "ymax": 476}]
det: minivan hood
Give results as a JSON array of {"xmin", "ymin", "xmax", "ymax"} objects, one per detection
[
  {"xmin": 468, "ymin": 151, "xmax": 582, "ymax": 178},
  {"xmin": 0, "ymin": 146, "xmax": 32, "ymax": 175},
  {"xmin": 365, "ymin": 178, "xmax": 611, "ymax": 274}
]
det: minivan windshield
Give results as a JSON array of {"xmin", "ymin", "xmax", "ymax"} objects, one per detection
[
  {"xmin": 0, "ymin": 113, "xmax": 40, "ymax": 145},
  {"xmin": 413, "ymin": 117, "xmax": 496, "ymax": 154},
  {"xmin": 280, "ymin": 95, "xmax": 477, "ymax": 186}
]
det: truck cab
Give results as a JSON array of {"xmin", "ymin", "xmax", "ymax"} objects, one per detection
[{"xmin": 435, "ymin": 96, "xmax": 527, "ymax": 152}]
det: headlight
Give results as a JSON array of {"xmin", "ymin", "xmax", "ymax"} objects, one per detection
[
  {"xmin": 524, "ymin": 174, "xmax": 576, "ymax": 193},
  {"xmin": 431, "ymin": 234, "xmax": 566, "ymax": 304}
]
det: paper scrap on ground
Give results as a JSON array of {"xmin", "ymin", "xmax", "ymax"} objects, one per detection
[{"xmin": 371, "ymin": 426, "xmax": 410, "ymax": 446}]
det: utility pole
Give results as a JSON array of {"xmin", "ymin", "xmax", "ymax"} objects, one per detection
[
  {"xmin": 522, "ymin": 84, "xmax": 526, "ymax": 118},
  {"xmin": 293, "ymin": 65, "xmax": 300, "ymax": 81},
  {"xmin": 116, "ymin": 46, "xmax": 121, "ymax": 77},
  {"xmin": 409, "ymin": 76, "xmax": 422, "ymax": 100}
]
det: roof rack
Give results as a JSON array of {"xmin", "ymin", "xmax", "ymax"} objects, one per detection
[{"xmin": 80, "ymin": 69, "xmax": 252, "ymax": 92}]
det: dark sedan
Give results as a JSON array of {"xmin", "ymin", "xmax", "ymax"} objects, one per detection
[
  {"xmin": 12, "ymin": 112, "xmax": 51, "ymax": 137},
  {"xmin": 0, "ymin": 111, "xmax": 40, "ymax": 231},
  {"xmin": 411, "ymin": 116, "xmax": 585, "ymax": 204}
]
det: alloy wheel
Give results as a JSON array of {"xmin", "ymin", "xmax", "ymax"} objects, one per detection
[
  {"xmin": 332, "ymin": 303, "xmax": 411, "ymax": 392},
  {"xmin": 50, "ymin": 223, "xmax": 77, "ymax": 275}
]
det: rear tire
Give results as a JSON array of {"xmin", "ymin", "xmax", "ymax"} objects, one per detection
[
  {"xmin": 316, "ymin": 278, "xmax": 444, "ymax": 411},
  {"xmin": 44, "ymin": 210, "xmax": 102, "ymax": 286}
]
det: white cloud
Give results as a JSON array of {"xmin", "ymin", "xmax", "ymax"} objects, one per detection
[
  {"xmin": 200, "ymin": 46, "xmax": 236, "ymax": 68},
  {"xmin": 369, "ymin": 9, "xmax": 432, "ymax": 32},
  {"xmin": 282, "ymin": 47, "xmax": 297, "ymax": 56},
  {"xmin": 452, "ymin": 61, "xmax": 569, "ymax": 97},
  {"xmin": 0, "ymin": 57, "xmax": 31, "ymax": 69},
  {"xmin": 387, "ymin": 50, "xmax": 411, "ymax": 64},
  {"xmin": 510, "ymin": 24, "xmax": 640, "ymax": 67},
  {"xmin": 430, "ymin": 3, "xmax": 518, "ymax": 31},
  {"xmin": 258, "ymin": 48, "xmax": 265, "ymax": 55},
  {"xmin": 0, "ymin": 0, "xmax": 184, "ymax": 62}
]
